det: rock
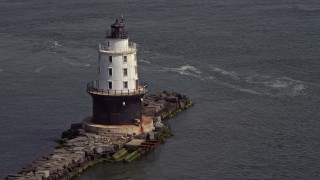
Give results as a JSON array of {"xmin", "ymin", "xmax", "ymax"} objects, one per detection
[
  {"xmin": 167, "ymin": 96, "xmax": 178, "ymax": 103},
  {"xmin": 179, "ymin": 101, "xmax": 186, "ymax": 108},
  {"xmin": 75, "ymin": 151, "xmax": 86, "ymax": 158},
  {"xmin": 155, "ymin": 122, "xmax": 164, "ymax": 128},
  {"xmin": 71, "ymin": 146, "xmax": 85, "ymax": 152},
  {"xmin": 176, "ymin": 93, "xmax": 183, "ymax": 100},
  {"xmin": 25, "ymin": 171, "xmax": 34, "ymax": 177},
  {"xmin": 61, "ymin": 129, "xmax": 79, "ymax": 139},
  {"xmin": 6, "ymin": 174, "xmax": 26, "ymax": 180},
  {"xmin": 160, "ymin": 93, "xmax": 167, "ymax": 98},
  {"xmin": 56, "ymin": 170, "xmax": 65, "ymax": 178},
  {"xmin": 89, "ymin": 154, "xmax": 99, "ymax": 161},
  {"xmin": 51, "ymin": 173, "xmax": 60, "ymax": 180},
  {"xmin": 83, "ymin": 147, "xmax": 94, "ymax": 156},
  {"xmin": 35, "ymin": 170, "xmax": 50, "ymax": 178},
  {"xmin": 157, "ymin": 99, "xmax": 167, "ymax": 106},
  {"xmin": 94, "ymin": 147, "xmax": 103, "ymax": 154},
  {"xmin": 51, "ymin": 154, "xmax": 63, "ymax": 160},
  {"xmin": 71, "ymin": 123, "xmax": 82, "ymax": 130},
  {"xmin": 20, "ymin": 166, "xmax": 35, "ymax": 174},
  {"xmin": 100, "ymin": 144, "xmax": 114, "ymax": 152},
  {"xmin": 30, "ymin": 176, "xmax": 42, "ymax": 180},
  {"xmin": 53, "ymin": 149, "xmax": 67, "ymax": 154}
]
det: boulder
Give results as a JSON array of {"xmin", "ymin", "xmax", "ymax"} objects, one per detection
[
  {"xmin": 94, "ymin": 147, "xmax": 103, "ymax": 154},
  {"xmin": 35, "ymin": 170, "xmax": 50, "ymax": 178},
  {"xmin": 6, "ymin": 174, "xmax": 26, "ymax": 180},
  {"xmin": 75, "ymin": 151, "xmax": 86, "ymax": 158},
  {"xmin": 70, "ymin": 123, "xmax": 82, "ymax": 130},
  {"xmin": 167, "ymin": 96, "xmax": 178, "ymax": 103},
  {"xmin": 160, "ymin": 93, "xmax": 168, "ymax": 98},
  {"xmin": 71, "ymin": 146, "xmax": 85, "ymax": 152},
  {"xmin": 83, "ymin": 147, "xmax": 94, "ymax": 156},
  {"xmin": 20, "ymin": 166, "xmax": 35, "ymax": 174},
  {"xmin": 179, "ymin": 101, "xmax": 186, "ymax": 108},
  {"xmin": 100, "ymin": 144, "xmax": 115, "ymax": 152}
]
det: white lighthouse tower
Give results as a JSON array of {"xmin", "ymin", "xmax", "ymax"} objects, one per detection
[
  {"xmin": 98, "ymin": 18, "xmax": 138, "ymax": 91},
  {"xmin": 86, "ymin": 18, "xmax": 148, "ymax": 126}
]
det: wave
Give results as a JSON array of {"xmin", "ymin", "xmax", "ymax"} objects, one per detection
[
  {"xmin": 245, "ymin": 75, "xmax": 306, "ymax": 94},
  {"xmin": 206, "ymin": 66, "xmax": 307, "ymax": 96},
  {"xmin": 203, "ymin": 76, "xmax": 215, "ymax": 80},
  {"xmin": 0, "ymin": 69, "xmax": 2, "ymax": 72},
  {"xmin": 82, "ymin": 55, "xmax": 92, "ymax": 59},
  {"xmin": 159, "ymin": 65, "xmax": 201, "ymax": 77},
  {"xmin": 34, "ymin": 66, "xmax": 46, "ymax": 73},
  {"xmin": 139, "ymin": 59, "xmax": 151, "ymax": 64},
  {"xmin": 62, "ymin": 57, "xmax": 90, "ymax": 67},
  {"xmin": 218, "ymin": 82, "xmax": 263, "ymax": 95},
  {"xmin": 48, "ymin": 40, "xmax": 62, "ymax": 49},
  {"xmin": 210, "ymin": 67, "xmax": 239, "ymax": 80}
]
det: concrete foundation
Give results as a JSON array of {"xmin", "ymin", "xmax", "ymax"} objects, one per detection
[{"xmin": 82, "ymin": 116, "xmax": 154, "ymax": 135}]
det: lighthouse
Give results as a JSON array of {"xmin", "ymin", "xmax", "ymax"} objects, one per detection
[{"xmin": 86, "ymin": 18, "xmax": 148, "ymax": 127}]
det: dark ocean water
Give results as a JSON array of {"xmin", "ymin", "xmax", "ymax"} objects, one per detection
[{"xmin": 1, "ymin": 0, "xmax": 320, "ymax": 179}]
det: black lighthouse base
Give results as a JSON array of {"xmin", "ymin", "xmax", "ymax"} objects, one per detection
[{"xmin": 89, "ymin": 93, "xmax": 143, "ymax": 125}]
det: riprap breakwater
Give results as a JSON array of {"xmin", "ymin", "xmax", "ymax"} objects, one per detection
[{"xmin": 6, "ymin": 91, "xmax": 193, "ymax": 180}]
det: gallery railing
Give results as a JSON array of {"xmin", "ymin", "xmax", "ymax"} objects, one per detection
[
  {"xmin": 99, "ymin": 42, "xmax": 137, "ymax": 54},
  {"xmin": 87, "ymin": 80, "xmax": 147, "ymax": 96}
]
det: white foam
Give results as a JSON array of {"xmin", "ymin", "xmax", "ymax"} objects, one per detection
[
  {"xmin": 35, "ymin": 66, "xmax": 46, "ymax": 73},
  {"xmin": 53, "ymin": 41, "xmax": 62, "ymax": 47},
  {"xmin": 292, "ymin": 84, "xmax": 306, "ymax": 96},
  {"xmin": 205, "ymin": 76, "xmax": 215, "ymax": 80},
  {"xmin": 139, "ymin": 59, "xmax": 151, "ymax": 64},
  {"xmin": 265, "ymin": 79, "xmax": 290, "ymax": 88},
  {"xmin": 63, "ymin": 57, "xmax": 90, "ymax": 67},
  {"xmin": 250, "ymin": 75, "xmax": 306, "ymax": 96},
  {"xmin": 82, "ymin": 55, "xmax": 92, "ymax": 59},
  {"xmin": 207, "ymin": 66, "xmax": 307, "ymax": 96},
  {"xmin": 210, "ymin": 67, "xmax": 239, "ymax": 80},
  {"xmin": 160, "ymin": 65, "xmax": 201, "ymax": 77},
  {"xmin": 48, "ymin": 40, "xmax": 62, "ymax": 49},
  {"xmin": 218, "ymin": 82, "xmax": 263, "ymax": 95}
]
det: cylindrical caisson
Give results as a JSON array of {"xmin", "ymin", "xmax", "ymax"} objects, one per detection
[{"xmin": 89, "ymin": 93, "xmax": 144, "ymax": 125}]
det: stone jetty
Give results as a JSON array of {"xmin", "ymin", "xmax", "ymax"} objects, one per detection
[
  {"xmin": 6, "ymin": 92, "xmax": 193, "ymax": 180},
  {"xmin": 143, "ymin": 91, "xmax": 192, "ymax": 119}
]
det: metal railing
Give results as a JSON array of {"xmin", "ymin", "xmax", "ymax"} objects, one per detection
[
  {"xmin": 87, "ymin": 80, "xmax": 147, "ymax": 96},
  {"xmin": 99, "ymin": 42, "xmax": 137, "ymax": 54}
]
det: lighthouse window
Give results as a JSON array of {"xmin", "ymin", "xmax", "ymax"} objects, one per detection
[
  {"xmin": 123, "ymin": 81, "xmax": 128, "ymax": 89},
  {"xmin": 123, "ymin": 56, "xmax": 127, "ymax": 63},
  {"xmin": 107, "ymin": 41, "xmax": 110, "ymax": 47},
  {"xmin": 109, "ymin": 82, "xmax": 112, "ymax": 89},
  {"xmin": 123, "ymin": 68, "xmax": 128, "ymax": 76},
  {"xmin": 109, "ymin": 56, "xmax": 112, "ymax": 63},
  {"xmin": 108, "ymin": 68, "xmax": 112, "ymax": 76}
]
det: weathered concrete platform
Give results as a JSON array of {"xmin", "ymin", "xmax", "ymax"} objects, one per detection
[{"xmin": 82, "ymin": 115, "xmax": 154, "ymax": 135}]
